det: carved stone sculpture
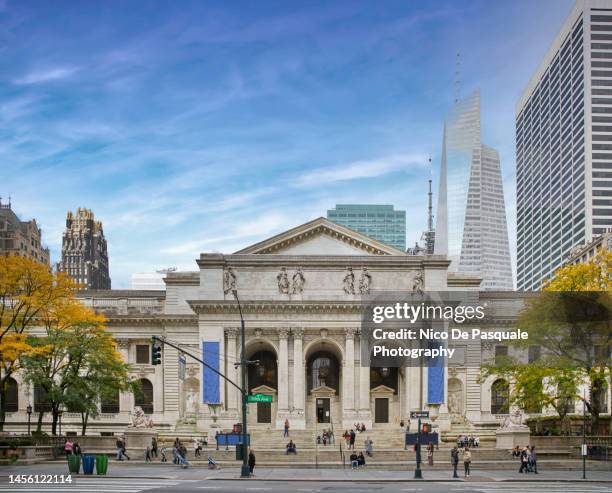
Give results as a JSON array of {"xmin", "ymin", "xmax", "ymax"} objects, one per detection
[
  {"xmin": 343, "ymin": 267, "xmax": 355, "ymax": 294},
  {"xmin": 129, "ymin": 406, "xmax": 154, "ymax": 428},
  {"xmin": 292, "ymin": 267, "xmax": 305, "ymax": 294},
  {"xmin": 498, "ymin": 409, "xmax": 528, "ymax": 430},
  {"xmin": 359, "ymin": 267, "xmax": 372, "ymax": 294},
  {"xmin": 277, "ymin": 267, "xmax": 290, "ymax": 294},
  {"xmin": 223, "ymin": 267, "xmax": 237, "ymax": 294},
  {"xmin": 411, "ymin": 269, "xmax": 424, "ymax": 295}
]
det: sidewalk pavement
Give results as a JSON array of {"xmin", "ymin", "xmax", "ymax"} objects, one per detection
[
  {"xmin": 207, "ymin": 467, "xmax": 612, "ymax": 482},
  {"xmin": 1, "ymin": 463, "xmax": 610, "ymax": 482}
]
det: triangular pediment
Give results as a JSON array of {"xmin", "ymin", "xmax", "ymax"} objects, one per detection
[
  {"xmin": 370, "ymin": 384, "xmax": 395, "ymax": 395},
  {"xmin": 310, "ymin": 384, "xmax": 337, "ymax": 396},
  {"xmin": 235, "ymin": 217, "xmax": 407, "ymax": 256},
  {"xmin": 251, "ymin": 385, "xmax": 277, "ymax": 395}
]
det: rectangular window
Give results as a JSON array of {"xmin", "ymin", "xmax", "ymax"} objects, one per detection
[{"xmin": 136, "ymin": 344, "xmax": 150, "ymax": 364}]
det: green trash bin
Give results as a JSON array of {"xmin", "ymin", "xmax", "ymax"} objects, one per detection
[
  {"xmin": 95, "ymin": 455, "xmax": 108, "ymax": 475},
  {"xmin": 67, "ymin": 454, "xmax": 81, "ymax": 474}
]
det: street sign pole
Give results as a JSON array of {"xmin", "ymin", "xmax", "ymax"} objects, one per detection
[{"xmin": 410, "ymin": 411, "xmax": 428, "ymax": 479}]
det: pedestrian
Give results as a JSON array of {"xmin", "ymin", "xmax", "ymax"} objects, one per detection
[
  {"xmin": 284, "ymin": 418, "xmax": 290, "ymax": 437},
  {"xmin": 519, "ymin": 446, "xmax": 530, "ymax": 473},
  {"xmin": 151, "ymin": 437, "xmax": 158, "ymax": 458},
  {"xmin": 73, "ymin": 442, "xmax": 82, "ymax": 456},
  {"xmin": 512, "ymin": 445, "xmax": 520, "ymax": 458},
  {"xmin": 463, "ymin": 447, "xmax": 471, "ymax": 478},
  {"xmin": 529, "ymin": 445, "xmax": 538, "ymax": 474},
  {"xmin": 195, "ymin": 439, "xmax": 202, "ymax": 457},
  {"xmin": 343, "ymin": 430, "xmax": 350, "ymax": 448},
  {"xmin": 160, "ymin": 447, "xmax": 168, "ymax": 462},
  {"xmin": 349, "ymin": 429, "xmax": 356, "ymax": 450},
  {"xmin": 145, "ymin": 446, "xmax": 152, "ymax": 462},
  {"xmin": 248, "ymin": 449, "xmax": 256, "ymax": 475},
  {"xmin": 358, "ymin": 452, "xmax": 366, "ymax": 467},
  {"xmin": 365, "ymin": 437, "xmax": 373, "ymax": 457},
  {"xmin": 64, "ymin": 439, "xmax": 73, "ymax": 456},
  {"xmin": 116, "ymin": 437, "xmax": 129, "ymax": 461},
  {"xmin": 451, "ymin": 445, "xmax": 460, "ymax": 478},
  {"xmin": 427, "ymin": 442, "xmax": 434, "ymax": 466}
]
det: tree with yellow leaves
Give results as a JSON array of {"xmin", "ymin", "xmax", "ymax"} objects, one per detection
[{"xmin": 0, "ymin": 255, "xmax": 75, "ymax": 430}]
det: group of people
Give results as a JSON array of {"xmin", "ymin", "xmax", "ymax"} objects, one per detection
[
  {"xmin": 354, "ymin": 422, "xmax": 367, "ymax": 432},
  {"xmin": 450, "ymin": 445, "xmax": 472, "ymax": 478},
  {"xmin": 316, "ymin": 429, "xmax": 333, "ymax": 445},
  {"xmin": 513, "ymin": 445, "xmax": 538, "ymax": 473},
  {"xmin": 63, "ymin": 439, "xmax": 82, "ymax": 456},
  {"xmin": 349, "ymin": 451, "xmax": 367, "ymax": 468},
  {"xmin": 456, "ymin": 435, "xmax": 479, "ymax": 448}
]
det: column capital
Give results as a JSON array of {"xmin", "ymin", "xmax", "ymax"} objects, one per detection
[
  {"xmin": 279, "ymin": 328, "xmax": 290, "ymax": 340},
  {"xmin": 344, "ymin": 327, "xmax": 358, "ymax": 340},
  {"xmin": 224, "ymin": 327, "xmax": 239, "ymax": 338},
  {"xmin": 115, "ymin": 338, "xmax": 130, "ymax": 349},
  {"xmin": 292, "ymin": 327, "xmax": 304, "ymax": 339}
]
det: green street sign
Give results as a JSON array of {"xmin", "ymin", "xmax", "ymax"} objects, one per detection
[{"xmin": 247, "ymin": 393, "xmax": 273, "ymax": 403}]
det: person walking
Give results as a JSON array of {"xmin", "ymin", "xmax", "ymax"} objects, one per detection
[
  {"xmin": 116, "ymin": 437, "xmax": 129, "ymax": 461},
  {"xmin": 349, "ymin": 429, "xmax": 356, "ymax": 450},
  {"xmin": 529, "ymin": 445, "xmax": 538, "ymax": 474},
  {"xmin": 427, "ymin": 442, "xmax": 434, "ymax": 466},
  {"xmin": 151, "ymin": 437, "xmax": 158, "ymax": 458},
  {"xmin": 284, "ymin": 419, "xmax": 290, "ymax": 438},
  {"xmin": 451, "ymin": 446, "xmax": 460, "ymax": 478},
  {"xmin": 365, "ymin": 437, "xmax": 373, "ymax": 457},
  {"xmin": 73, "ymin": 442, "xmax": 82, "ymax": 456},
  {"xmin": 64, "ymin": 439, "xmax": 73, "ymax": 456},
  {"xmin": 519, "ymin": 446, "xmax": 530, "ymax": 473},
  {"xmin": 343, "ymin": 430, "xmax": 350, "ymax": 448},
  {"xmin": 462, "ymin": 447, "xmax": 471, "ymax": 478},
  {"xmin": 248, "ymin": 449, "xmax": 256, "ymax": 476},
  {"xmin": 145, "ymin": 446, "xmax": 152, "ymax": 462}
]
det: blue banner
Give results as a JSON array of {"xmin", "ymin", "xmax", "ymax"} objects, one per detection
[
  {"xmin": 203, "ymin": 341, "xmax": 220, "ymax": 404},
  {"xmin": 427, "ymin": 340, "xmax": 445, "ymax": 404}
]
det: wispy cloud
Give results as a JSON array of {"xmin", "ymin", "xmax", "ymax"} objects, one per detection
[{"xmin": 14, "ymin": 66, "xmax": 80, "ymax": 85}]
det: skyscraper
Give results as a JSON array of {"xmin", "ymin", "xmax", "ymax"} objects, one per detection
[
  {"xmin": 516, "ymin": 0, "xmax": 612, "ymax": 291},
  {"xmin": 327, "ymin": 204, "xmax": 406, "ymax": 250},
  {"xmin": 58, "ymin": 208, "xmax": 111, "ymax": 290},
  {"xmin": 435, "ymin": 90, "xmax": 513, "ymax": 290}
]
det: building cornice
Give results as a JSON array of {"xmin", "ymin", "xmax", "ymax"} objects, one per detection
[{"xmin": 187, "ymin": 300, "xmax": 364, "ymax": 314}]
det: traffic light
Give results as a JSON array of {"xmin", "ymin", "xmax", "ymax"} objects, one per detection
[
  {"xmin": 422, "ymin": 423, "xmax": 430, "ymax": 433},
  {"xmin": 151, "ymin": 343, "xmax": 162, "ymax": 365}
]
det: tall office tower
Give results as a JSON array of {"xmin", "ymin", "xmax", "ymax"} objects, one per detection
[
  {"xmin": 435, "ymin": 90, "xmax": 514, "ymax": 290},
  {"xmin": 327, "ymin": 204, "xmax": 406, "ymax": 250},
  {"xmin": 516, "ymin": 0, "xmax": 612, "ymax": 291},
  {"xmin": 58, "ymin": 208, "xmax": 111, "ymax": 290},
  {"xmin": 0, "ymin": 198, "xmax": 50, "ymax": 265}
]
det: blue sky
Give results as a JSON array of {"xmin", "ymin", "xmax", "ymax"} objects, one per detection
[{"xmin": 1, "ymin": 0, "xmax": 573, "ymax": 287}]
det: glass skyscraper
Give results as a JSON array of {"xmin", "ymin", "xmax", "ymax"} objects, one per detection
[
  {"xmin": 435, "ymin": 90, "xmax": 514, "ymax": 290},
  {"xmin": 327, "ymin": 204, "xmax": 406, "ymax": 250},
  {"xmin": 516, "ymin": 0, "xmax": 612, "ymax": 291}
]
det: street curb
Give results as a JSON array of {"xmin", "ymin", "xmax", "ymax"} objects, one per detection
[{"xmin": 207, "ymin": 477, "xmax": 612, "ymax": 483}]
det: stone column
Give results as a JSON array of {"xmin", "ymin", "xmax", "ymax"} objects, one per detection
[
  {"xmin": 343, "ymin": 328, "xmax": 356, "ymax": 415},
  {"xmin": 359, "ymin": 335, "xmax": 370, "ymax": 412},
  {"xmin": 277, "ymin": 328, "xmax": 290, "ymax": 413},
  {"xmin": 225, "ymin": 328, "xmax": 239, "ymax": 412},
  {"xmin": 115, "ymin": 339, "xmax": 131, "ymax": 413},
  {"xmin": 292, "ymin": 328, "xmax": 305, "ymax": 415}
]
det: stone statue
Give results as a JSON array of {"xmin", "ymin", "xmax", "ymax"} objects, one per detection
[
  {"xmin": 129, "ymin": 406, "xmax": 154, "ymax": 428},
  {"xmin": 223, "ymin": 267, "xmax": 237, "ymax": 294},
  {"xmin": 343, "ymin": 267, "xmax": 355, "ymax": 294},
  {"xmin": 499, "ymin": 408, "xmax": 528, "ymax": 430},
  {"xmin": 277, "ymin": 267, "xmax": 290, "ymax": 294},
  {"xmin": 411, "ymin": 270, "xmax": 424, "ymax": 295},
  {"xmin": 292, "ymin": 267, "xmax": 305, "ymax": 294},
  {"xmin": 359, "ymin": 267, "xmax": 372, "ymax": 294}
]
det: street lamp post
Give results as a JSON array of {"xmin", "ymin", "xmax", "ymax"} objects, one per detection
[
  {"xmin": 26, "ymin": 405, "xmax": 32, "ymax": 435},
  {"xmin": 233, "ymin": 289, "xmax": 251, "ymax": 479},
  {"xmin": 58, "ymin": 408, "xmax": 63, "ymax": 436},
  {"xmin": 582, "ymin": 388, "xmax": 587, "ymax": 480}
]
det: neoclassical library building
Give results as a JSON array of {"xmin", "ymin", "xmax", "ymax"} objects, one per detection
[{"xmin": 6, "ymin": 217, "xmax": 597, "ymax": 437}]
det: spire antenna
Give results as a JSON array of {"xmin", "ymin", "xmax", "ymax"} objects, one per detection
[{"xmin": 454, "ymin": 51, "xmax": 461, "ymax": 103}]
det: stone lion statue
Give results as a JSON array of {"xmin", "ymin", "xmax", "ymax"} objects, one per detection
[
  {"xmin": 498, "ymin": 408, "xmax": 528, "ymax": 430},
  {"xmin": 129, "ymin": 406, "xmax": 154, "ymax": 428}
]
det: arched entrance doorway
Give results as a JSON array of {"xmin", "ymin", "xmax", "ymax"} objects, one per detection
[
  {"xmin": 245, "ymin": 341, "xmax": 278, "ymax": 426},
  {"xmin": 304, "ymin": 339, "xmax": 343, "ymax": 427}
]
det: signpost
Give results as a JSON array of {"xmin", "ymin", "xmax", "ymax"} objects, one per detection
[
  {"xmin": 247, "ymin": 393, "xmax": 273, "ymax": 403},
  {"xmin": 410, "ymin": 411, "xmax": 430, "ymax": 479},
  {"xmin": 178, "ymin": 354, "xmax": 186, "ymax": 381}
]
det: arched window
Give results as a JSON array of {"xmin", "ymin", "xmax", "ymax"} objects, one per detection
[
  {"xmin": 491, "ymin": 379, "xmax": 510, "ymax": 415},
  {"xmin": 247, "ymin": 351, "xmax": 277, "ymax": 392},
  {"xmin": 34, "ymin": 383, "xmax": 51, "ymax": 413},
  {"xmin": 101, "ymin": 389, "xmax": 120, "ymax": 414},
  {"xmin": 135, "ymin": 379, "xmax": 153, "ymax": 414},
  {"xmin": 370, "ymin": 367, "xmax": 399, "ymax": 393},
  {"xmin": 307, "ymin": 351, "xmax": 340, "ymax": 392},
  {"xmin": 6, "ymin": 378, "xmax": 18, "ymax": 413}
]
